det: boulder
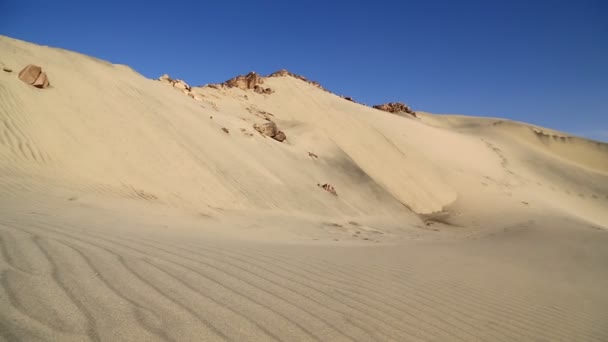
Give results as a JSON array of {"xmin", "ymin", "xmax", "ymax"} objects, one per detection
[
  {"xmin": 32, "ymin": 72, "xmax": 50, "ymax": 88},
  {"xmin": 273, "ymin": 131, "xmax": 286, "ymax": 142},
  {"xmin": 254, "ymin": 121, "xmax": 278, "ymax": 137},
  {"xmin": 253, "ymin": 121, "xmax": 287, "ymax": 142},
  {"xmin": 18, "ymin": 64, "xmax": 42, "ymax": 85}
]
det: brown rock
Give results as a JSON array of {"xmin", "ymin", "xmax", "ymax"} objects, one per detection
[
  {"xmin": 2, "ymin": 67, "xmax": 12, "ymax": 73},
  {"xmin": 18, "ymin": 64, "xmax": 42, "ymax": 85},
  {"xmin": 273, "ymin": 131, "xmax": 286, "ymax": 142},
  {"xmin": 32, "ymin": 72, "xmax": 50, "ymax": 88},
  {"xmin": 221, "ymin": 127, "xmax": 229, "ymax": 134},
  {"xmin": 318, "ymin": 183, "xmax": 337, "ymax": 196},
  {"xmin": 373, "ymin": 102, "xmax": 416, "ymax": 117},
  {"xmin": 342, "ymin": 96, "xmax": 355, "ymax": 102},
  {"xmin": 254, "ymin": 85, "xmax": 273, "ymax": 94},
  {"xmin": 253, "ymin": 121, "xmax": 278, "ymax": 137}
]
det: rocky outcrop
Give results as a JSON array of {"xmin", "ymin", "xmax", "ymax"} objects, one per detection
[
  {"xmin": 214, "ymin": 72, "xmax": 274, "ymax": 94},
  {"xmin": 253, "ymin": 121, "xmax": 286, "ymax": 142},
  {"xmin": 18, "ymin": 64, "xmax": 50, "ymax": 88},
  {"xmin": 268, "ymin": 69, "xmax": 325, "ymax": 90},
  {"xmin": 158, "ymin": 74, "xmax": 191, "ymax": 91},
  {"xmin": 225, "ymin": 72, "xmax": 263, "ymax": 90},
  {"xmin": 373, "ymin": 102, "xmax": 416, "ymax": 117}
]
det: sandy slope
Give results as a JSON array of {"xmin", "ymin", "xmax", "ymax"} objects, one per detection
[{"xmin": 1, "ymin": 35, "xmax": 607, "ymax": 341}]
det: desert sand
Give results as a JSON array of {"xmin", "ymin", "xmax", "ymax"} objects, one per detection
[{"xmin": 1, "ymin": 35, "xmax": 607, "ymax": 341}]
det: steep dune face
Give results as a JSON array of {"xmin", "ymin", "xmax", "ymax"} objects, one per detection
[
  {"xmin": 2, "ymin": 35, "xmax": 608, "ymax": 230},
  {"xmin": 1, "ymin": 35, "xmax": 608, "ymax": 227},
  {"xmin": 0, "ymin": 35, "xmax": 455, "ymax": 219}
]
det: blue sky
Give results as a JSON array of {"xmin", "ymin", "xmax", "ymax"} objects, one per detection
[{"xmin": 2, "ymin": 1, "xmax": 607, "ymax": 141}]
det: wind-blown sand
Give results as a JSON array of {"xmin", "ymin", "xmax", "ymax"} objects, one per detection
[{"xmin": 1, "ymin": 35, "xmax": 607, "ymax": 341}]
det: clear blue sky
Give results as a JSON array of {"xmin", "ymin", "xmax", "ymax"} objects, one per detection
[{"xmin": 2, "ymin": 1, "xmax": 607, "ymax": 141}]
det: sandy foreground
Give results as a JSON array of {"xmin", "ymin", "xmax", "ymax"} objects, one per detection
[{"xmin": 1, "ymin": 35, "xmax": 608, "ymax": 341}]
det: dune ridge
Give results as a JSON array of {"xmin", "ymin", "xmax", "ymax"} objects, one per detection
[{"xmin": 1, "ymin": 35, "xmax": 608, "ymax": 341}]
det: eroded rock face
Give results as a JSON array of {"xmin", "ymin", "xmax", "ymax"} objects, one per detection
[
  {"xmin": 18, "ymin": 64, "xmax": 50, "ymax": 88},
  {"xmin": 225, "ymin": 72, "xmax": 263, "ymax": 90},
  {"xmin": 373, "ymin": 102, "xmax": 416, "ymax": 117}
]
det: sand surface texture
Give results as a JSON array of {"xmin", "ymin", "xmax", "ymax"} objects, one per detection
[{"xmin": 1, "ymin": 35, "xmax": 608, "ymax": 341}]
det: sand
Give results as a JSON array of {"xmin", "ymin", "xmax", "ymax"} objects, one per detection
[{"xmin": 1, "ymin": 35, "xmax": 607, "ymax": 341}]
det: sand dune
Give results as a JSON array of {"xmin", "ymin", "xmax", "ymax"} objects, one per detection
[{"xmin": 1, "ymin": 35, "xmax": 608, "ymax": 341}]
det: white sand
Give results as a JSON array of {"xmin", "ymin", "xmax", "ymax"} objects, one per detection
[{"xmin": 1, "ymin": 35, "xmax": 607, "ymax": 341}]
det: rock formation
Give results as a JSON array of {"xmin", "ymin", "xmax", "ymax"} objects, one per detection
[
  {"xmin": 215, "ymin": 72, "xmax": 274, "ymax": 94},
  {"xmin": 373, "ymin": 102, "xmax": 416, "ymax": 117},
  {"xmin": 18, "ymin": 64, "xmax": 50, "ymax": 88},
  {"xmin": 225, "ymin": 72, "xmax": 263, "ymax": 90}
]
